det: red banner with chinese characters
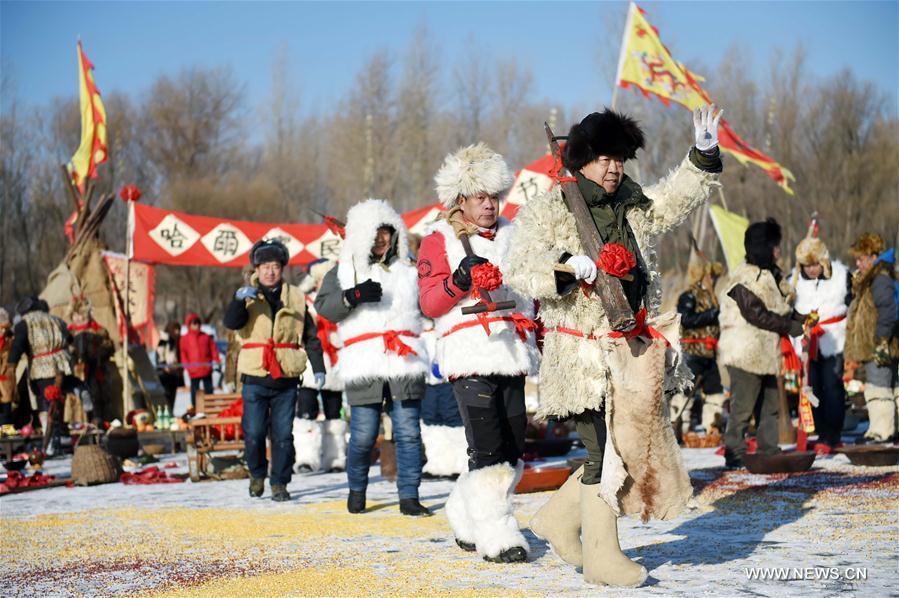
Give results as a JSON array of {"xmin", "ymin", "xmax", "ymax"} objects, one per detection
[{"xmin": 130, "ymin": 203, "xmax": 447, "ymax": 267}]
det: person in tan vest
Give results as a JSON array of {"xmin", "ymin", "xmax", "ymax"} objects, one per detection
[
  {"xmin": 223, "ymin": 239, "xmax": 325, "ymax": 502},
  {"xmin": 844, "ymin": 233, "xmax": 897, "ymax": 442},
  {"xmin": 8, "ymin": 296, "xmax": 74, "ymax": 455},
  {"xmin": 717, "ymin": 219, "xmax": 804, "ymax": 468}
]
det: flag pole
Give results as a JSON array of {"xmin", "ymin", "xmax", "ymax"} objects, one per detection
[
  {"xmin": 610, "ymin": 2, "xmax": 635, "ymax": 112},
  {"xmin": 122, "ymin": 200, "xmax": 134, "ymax": 419}
]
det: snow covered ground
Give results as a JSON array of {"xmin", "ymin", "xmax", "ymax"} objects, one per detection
[{"xmin": 1, "ymin": 446, "xmax": 897, "ymax": 597}]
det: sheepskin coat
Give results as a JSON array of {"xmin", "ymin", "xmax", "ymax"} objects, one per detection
[
  {"xmin": 790, "ymin": 261, "xmax": 849, "ymax": 359},
  {"xmin": 506, "ymin": 152, "xmax": 718, "ymax": 521},
  {"xmin": 505, "ymin": 152, "xmax": 720, "ymax": 420},
  {"xmin": 717, "ymin": 262, "xmax": 792, "ymax": 375},
  {"xmin": 426, "ymin": 218, "xmax": 539, "ymax": 379},
  {"xmin": 314, "ymin": 199, "xmax": 428, "ymax": 405}
]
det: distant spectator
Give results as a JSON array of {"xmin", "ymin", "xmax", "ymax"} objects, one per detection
[{"xmin": 179, "ymin": 312, "xmax": 219, "ymax": 406}]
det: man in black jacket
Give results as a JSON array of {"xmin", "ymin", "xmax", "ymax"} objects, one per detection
[{"xmin": 224, "ymin": 240, "xmax": 325, "ymax": 501}]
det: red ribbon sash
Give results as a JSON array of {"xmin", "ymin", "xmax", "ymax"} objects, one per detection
[
  {"xmin": 807, "ymin": 314, "xmax": 846, "ymax": 360},
  {"xmin": 242, "ymin": 339, "xmax": 301, "ymax": 379},
  {"xmin": 343, "ymin": 330, "xmax": 419, "ymax": 358},
  {"xmin": 549, "ymin": 309, "xmax": 671, "ymax": 347},
  {"xmin": 442, "ymin": 312, "xmax": 537, "ymax": 342}
]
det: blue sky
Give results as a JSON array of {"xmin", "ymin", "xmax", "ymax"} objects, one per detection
[{"xmin": 2, "ymin": 1, "xmax": 897, "ymax": 117}]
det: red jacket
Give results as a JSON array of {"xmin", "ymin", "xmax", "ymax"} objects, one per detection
[
  {"xmin": 178, "ymin": 313, "xmax": 220, "ymax": 379},
  {"xmin": 417, "ymin": 231, "xmax": 468, "ymax": 318}
]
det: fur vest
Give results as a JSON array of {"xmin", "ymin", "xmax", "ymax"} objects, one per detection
[
  {"xmin": 300, "ymin": 295, "xmax": 344, "ymax": 391},
  {"xmin": 236, "ymin": 278, "xmax": 309, "ymax": 379},
  {"xmin": 717, "ymin": 262, "xmax": 791, "ymax": 375},
  {"xmin": 845, "ymin": 263, "xmax": 893, "ymax": 363},
  {"xmin": 427, "ymin": 218, "xmax": 539, "ymax": 379},
  {"xmin": 23, "ymin": 312, "xmax": 72, "ymax": 380},
  {"xmin": 790, "ymin": 261, "xmax": 848, "ymax": 359},
  {"xmin": 505, "ymin": 153, "xmax": 719, "ymax": 419},
  {"xmin": 334, "ymin": 199, "xmax": 428, "ymax": 384}
]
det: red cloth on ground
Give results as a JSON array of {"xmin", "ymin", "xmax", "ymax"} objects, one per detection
[
  {"xmin": 178, "ymin": 312, "xmax": 220, "ymax": 379},
  {"xmin": 417, "ymin": 231, "xmax": 467, "ymax": 318},
  {"xmin": 0, "ymin": 471, "xmax": 56, "ymax": 493},
  {"xmin": 120, "ymin": 466, "xmax": 185, "ymax": 485}
]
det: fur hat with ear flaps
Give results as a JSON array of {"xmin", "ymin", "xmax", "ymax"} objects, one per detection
[
  {"xmin": 434, "ymin": 143, "xmax": 513, "ymax": 208},
  {"xmin": 562, "ymin": 109, "xmax": 646, "ymax": 172},
  {"xmin": 339, "ymin": 199, "xmax": 409, "ymax": 283}
]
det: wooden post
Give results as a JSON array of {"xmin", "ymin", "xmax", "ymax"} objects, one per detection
[
  {"xmin": 776, "ymin": 375, "xmax": 796, "ymax": 444},
  {"xmin": 122, "ymin": 200, "xmax": 133, "ymax": 419}
]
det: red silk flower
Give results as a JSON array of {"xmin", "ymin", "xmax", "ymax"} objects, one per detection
[
  {"xmin": 43, "ymin": 385, "xmax": 62, "ymax": 402},
  {"xmin": 119, "ymin": 184, "xmax": 142, "ymax": 202},
  {"xmin": 597, "ymin": 243, "xmax": 636, "ymax": 278},
  {"xmin": 471, "ymin": 262, "xmax": 503, "ymax": 300}
]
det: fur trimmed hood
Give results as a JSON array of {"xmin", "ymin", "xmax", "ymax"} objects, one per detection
[
  {"xmin": 339, "ymin": 199, "xmax": 409, "ymax": 283},
  {"xmin": 434, "ymin": 143, "xmax": 513, "ymax": 208}
]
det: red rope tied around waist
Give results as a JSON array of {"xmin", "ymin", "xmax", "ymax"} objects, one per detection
[
  {"xmin": 445, "ymin": 313, "xmax": 537, "ymax": 341},
  {"xmin": 242, "ymin": 339, "xmax": 300, "ymax": 379},
  {"xmin": 807, "ymin": 314, "xmax": 845, "ymax": 360},
  {"xmin": 607, "ymin": 309, "xmax": 671, "ymax": 347},
  {"xmin": 474, "ymin": 303, "xmax": 499, "ymax": 334},
  {"xmin": 316, "ymin": 315, "xmax": 339, "ymax": 366},
  {"xmin": 33, "ymin": 347, "xmax": 63, "ymax": 359},
  {"xmin": 680, "ymin": 336, "xmax": 719, "ymax": 351},
  {"xmin": 343, "ymin": 330, "xmax": 419, "ymax": 357},
  {"xmin": 547, "ymin": 153, "xmax": 577, "ymax": 189}
]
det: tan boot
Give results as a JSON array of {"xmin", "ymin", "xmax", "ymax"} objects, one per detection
[
  {"xmin": 580, "ymin": 482, "xmax": 647, "ymax": 587},
  {"xmin": 529, "ymin": 466, "xmax": 583, "ymax": 566}
]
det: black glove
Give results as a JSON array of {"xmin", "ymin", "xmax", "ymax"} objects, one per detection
[
  {"xmin": 452, "ymin": 255, "xmax": 489, "ymax": 291},
  {"xmin": 343, "ymin": 279, "xmax": 382, "ymax": 307},
  {"xmin": 788, "ymin": 311, "xmax": 806, "ymax": 338}
]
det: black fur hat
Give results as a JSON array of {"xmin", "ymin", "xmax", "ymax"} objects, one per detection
[
  {"xmin": 562, "ymin": 109, "xmax": 646, "ymax": 172},
  {"xmin": 250, "ymin": 239, "xmax": 289, "ymax": 267},
  {"xmin": 744, "ymin": 218, "xmax": 782, "ymax": 270}
]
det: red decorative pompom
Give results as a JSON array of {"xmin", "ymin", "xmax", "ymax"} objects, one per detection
[
  {"xmin": 471, "ymin": 262, "xmax": 503, "ymax": 299},
  {"xmin": 597, "ymin": 243, "xmax": 636, "ymax": 278},
  {"xmin": 119, "ymin": 184, "xmax": 142, "ymax": 202},
  {"xmin": 43, "ymin": 385, "xmax": 62, "ymax": 402}
]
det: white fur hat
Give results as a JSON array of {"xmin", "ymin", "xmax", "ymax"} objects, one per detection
[{"xmin": 434, "ymin": 143, "xmax": 513, "ymax": 208}]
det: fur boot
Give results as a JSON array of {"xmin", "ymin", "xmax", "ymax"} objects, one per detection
[
  {"xmin": 321, "ymin": 418, "xmax": 348, "ymax": 471},
  {"xmin": 669, "ymin": 392, "xmax": 692, "ymax": 434},
  {"xmin": 529, "ymin": 465, "xmax": 583, "ymax": 566},
  {"xmin": 293, "ymin": 418, "xmax": 322, "ymax": 473},
  {"xmin": 581, "ymin": 482, "xmax": 647, "ymax": 587},
  {"xmin": 701, "ymin": 392, "xmax": 727, "ymax": 433},
  {"xmin": 864, "ymin": 384, "xmax": 896, "ymax": 441},
  {"xmin": 459, "ymin": 461, "xmax": 529, "ymax": 561},
  {"xmin": 446, "ymin": 470, "xmax": 477, "ymax": 550},
  {"xmin": 421, "ymin": 424, "xmax": 468, "ymax": 477}
]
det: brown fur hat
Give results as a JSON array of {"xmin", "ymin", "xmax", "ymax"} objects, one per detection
[
  {"xmin": 849, "ymin": 232, "xmax": 885, "ymax": 257},
  {"xmin": 795, "ymin": 237, "xmax": 832, "ymax": 278}
]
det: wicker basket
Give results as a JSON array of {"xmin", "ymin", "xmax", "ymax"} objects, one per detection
[{"xmin": 71, "ymin": 444, "xmax": 122, "ymax": 486}]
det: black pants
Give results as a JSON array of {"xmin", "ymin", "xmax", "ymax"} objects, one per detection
[
  {"xmin": 573, "ymin": 408, "xmax": 607, "ymax": 485},
  {"xmin": 808, "ymin": 354, "xmax": 846, "ymax": 446},
  {"xmin": 189, "ymin": 375, "xmax": 213, "ymax": 406},
  {"xmin": 452, "ymin": 375, "xmax": 526, "ymax": 471},
  {"xmin": 159, "ymin": 372, "xmax": 181, "ymax": 414},
  {"xmin": 296, "ymin": 388, "xmax": 343, "ymax": 420}
]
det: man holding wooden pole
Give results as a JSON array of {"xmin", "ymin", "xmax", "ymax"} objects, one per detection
[
  {"xmin": 418, "ymin": 143, "xmax": 539, "ymax": 563},
  {"xmin": 506, "ymin": 106, "xmax": 723, "ymax": 586}
]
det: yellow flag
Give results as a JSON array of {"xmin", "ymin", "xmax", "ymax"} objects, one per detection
[
  {"xmin": 67, "ymin": 40, "xmax": 108, "ymax": 193},
  {"xmin": 616, "ymin": 3, "xmax": 795, "ymax": 195},
  {"xmin": 708, "ymin": 204, "xmax": 749, "ymax": 271}
]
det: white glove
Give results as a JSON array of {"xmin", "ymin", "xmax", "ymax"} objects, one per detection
[
  {"xmin": 565, "ymin": 255, "xmax": 597, "ymax": 284},
  {"xmin": 314, "ymin": 372, "xmax": 326, "ymax": 390},
  {"xmin": 693, "ymin": 103, "xmax": 722, "ymax": 152}
]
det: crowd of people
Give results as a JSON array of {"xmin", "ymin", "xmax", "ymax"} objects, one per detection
[{"xmin": 2, "ymin": 103, "xmax": 896, "ymax": 589}]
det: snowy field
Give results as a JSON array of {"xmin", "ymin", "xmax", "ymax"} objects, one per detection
[{"xmin": 1, "ymin": 445, "xmax": 897, "ymax": 597}]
